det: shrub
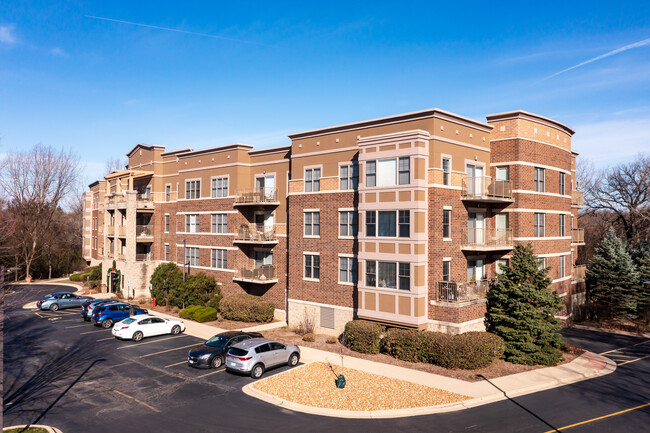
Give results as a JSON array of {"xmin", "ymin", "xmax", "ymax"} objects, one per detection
[
  {"xmin": 69, "ymin": 273, "xmax": 82, "ymax": 281},
  {"xmin": 302, "ymin": 333, "xmax": 316, "ymax": 342},
  {"xmin": 343, "ymin": 320, "xmax": 385, "ymax": 354},
  {"xmin": 150, "ymin": 263, "xmax": 183, "ymax": 306},
  {"xmin": 293, "ymin": 310, "xmax": 316, "ymax": 335},
  {"xmin": 87, "ymin": 265, "xmax": 102, "ymax": 281},
  {"xmin": 169, "ymin": 273, "xmax": 221, "ymax": 309},
  {"xmin": 326, "ymin": 336, "xmax": 337, "ymax": 344},
  {"xmin": 220, "ymin": 294, "xmax": 275, "ymax": 322},
  {"xmin": 381, "ymin": 328, "xmax": 421, "ymax": 362},
  {"xmin": 179, "ymin": 305, "xmax": 218, "ymax": 323}
]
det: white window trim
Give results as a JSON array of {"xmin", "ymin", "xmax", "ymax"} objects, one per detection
[
  {"xmin": 164, "ymin": 213, "xmax": 170, "ymax": 233},
  {"xmin": 184, "ymin": 177, "xmax": 202, "ymax": 200},
  {"xmin": 303, "ymin": 252, "xmax": 321, "ymax": 282},
  {"xmin": 338, "ymin": 210, "xmax": 357, "ymax": 239},
  {"xmin": 338, "ymin": 254, "xmax": 357, "ymax": 286},
  {"xmin": 304, "ymin": 210, "xmax": 321, "ymax": 238},
  {"xmin": 210, "ymin": 174, "xmax": 230, "ymax": 198},
  {"xmin": 304, "ymin": 165, "xmax": 323, "ymax": 193},
  {"xmin": 338, "ymin": 161, "xmax": 358, "ymax": 191}
]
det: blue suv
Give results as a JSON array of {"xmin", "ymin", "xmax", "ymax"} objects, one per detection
[{"xmin": 91, "ymin": 303, "xmax": 148, "ymax": 328}]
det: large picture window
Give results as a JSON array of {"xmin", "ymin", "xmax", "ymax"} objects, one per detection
[
  {"xmin": 212, "ymin": 177, "xmax": 228, "ymax": 198},
  {"xmin": 185, "ymin": 214, "xmax": 200, "ymax": 233},
  {"xmin": 366, "ymin": 210, "xmax": 409, "ymax": 238},
  {"xmin": 365, "ymin": 261, "xmax": 410, "ymax": 290},
  {"xmin": 185, "ymin": 180, "xmax": 201, "ymax": 199}
]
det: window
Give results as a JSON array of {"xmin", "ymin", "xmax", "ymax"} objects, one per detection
[
  {"xmin": 399, "ymin": 157, "xmax": 410, "ymax": 185},
  {"xmin": 340, "ymin": 164, "xmax": 358, "ymax": 190},
  {"xmin": 398, "ymin": 263, "xmax": 410, "ymax": 290},
  {"xmin": 185, "ymin": 180, "xmax": 200, "ymax": 199},
  {"xmin": 186, "ymin": 214, "xmax": 200, "ymax": 233},
  {"xmin": 211, "ymin": 249, "xmax": 227, "ymax": 269},
  {"xmin": 559, "ymin": 214, "xmax": 565, "ymax": 237},
  {"xmin": 442, "ymin": 158, "xmax": 451, "ymax": 185},
  {"xmin": 398, "ymin": 210, "xmax": 410, "ymax": 237},
  {"xmin": 165, "ymin": 185, "xmax": 171, "ymax": 201},
  {"xmin": 164, "ymin": 215, "xmax": 170, "ymax": 233},
  {"xmin": 377, "ymin": 262, "xmax": 396, "ymax": 289},
  {"xmin": 339, "ymin": 257, "xmax": 357, "ymax": 283},
  {"xmin": 378, "ymin": 211, "xmax": 396, "ymax": 237},
  {"xmin": 559, "ymin": 255, "xmax": 565, "ymax": 278},
  {"xmin": 534, "ymin": 213, "xmax": 545, "ymax": 237},
  {"xmin": 304, "ymin": 254, "xmax": 320, "ymax": 280},
  {"xmin": 164, "ymin": 244, "xmax": 169, "ymax": 261},
  {"xmin": 339, "ymin": 211, "xmax": 357, "ymax": 237},
  {"xmin": 185, "ymin": 247, "xmax": 199, "ymax": 266},
  {"xmin": 534, "ymin": 168, "xmax": 545, "ymax": 192},
  {"xmin": 304, "ymin": 212, "xmax": 320, "ymax": 236},
  {"xmin": 443, "ymin": 210, "xmax": 451, "ymax": 238},
  {"xmin": 366, "ymin": 210, "xmax": 409, "ymax": 238},
  {"xmin": 212, "ymin": 214, "xmax": 227, "ymax": 233},
  {"xmin": 366, "ymin": 260, "xmax": 376, "ymax": 287},
  {"xmin": 212, "ymin": 177, "xmax": 228, "ymax": 198},
  {"xmin": 442, "ymin": 260, "xmax": 450, "ymax": 281},
  {"xmin": 496, "ymin": 166, "xmax": 509, "ymax": 181},
  {"xmin": 366, "ymin": 161, "xmax": 376, "ymax": 187},
  {"xmin": 305, "ymin": 168, "xmax": 321, "ymax": 192},
  {"xmin": 377, "ymin": 159, "xmax": 397, "ymax": 186},
  {"xmin": 559, "ymin": 172, "xmax": 565, "ymax": 195},
  {"xmin": 538, "ymin": 257, "xmax": 546, "ymax": 270},
  {"xmin": 366, "ymin": 211, "xmax": 376, "ymax": 237},
  {"xmin": 496, "ymin": 259, "xmax": 509, "ymax": 275}
]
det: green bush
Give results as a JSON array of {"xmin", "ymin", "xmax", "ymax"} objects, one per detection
[
  {"xmin": 179, "ymin": 305, "xmax": 218, "ymax": 323},
  {"xmin": 381, "ymin": 328, "xmax": 421, "ymax": 362},
  {"xmin": 69, "ymin": 273, "xmax": 82, "ymax": 281},
  {"xmin": 150, "ymin": 263, "xmax": 183, "ymax": 306},
  {"xmin": 326, "ymin": 336, "xmax": 337, "ymax": 344},
  {"xmin": 343, "ymin": 320, "xmax": 385, "ymax": 354},
  {"xmin": 86, "ymin": 265, "xmax": 102, "ymax": 281},
  {"xmin": 302, "ymin": 333, "xmax": 316, "ymax": 342},
  {"xmin": 220, "ymin": 294, "xmax": 274, "ymax": 322},
  {"xmin": 168, "ymin": 273, "xmax": 221, "ymax": 309}
]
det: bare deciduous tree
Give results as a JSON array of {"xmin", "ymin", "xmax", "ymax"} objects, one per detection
[
  {"xmin": 105, "ymin": 157, "xmax": 127, "ymax": 175},
  {"xmin": 584, "ymin": 153, "xmax": 650, "ymax": 244},
  {"xmin": 0, "ymin": 144, "xmax": 80, "ymax": 280}
]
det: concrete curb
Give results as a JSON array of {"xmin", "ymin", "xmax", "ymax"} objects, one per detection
[
  {"xmin": 12, "ymin": 281, "xmax": 83, "ymax": 293},
  {"xmin": 572, "ymin": 324, "xmax": 650, "ymax": 338},
  {"xmin": 3, "ymin": 424, "xmax": 63, "ymax": 433},
  {"xmin": 240, "ymin": 352, "xmax": 616, "ymax": 419}
]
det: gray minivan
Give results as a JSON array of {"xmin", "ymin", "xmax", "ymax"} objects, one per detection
[{"xmin": 225, "ymin": 338, "xmax": 300, "ymax": 379}]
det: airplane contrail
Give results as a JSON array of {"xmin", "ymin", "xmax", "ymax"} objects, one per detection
[
  {"xmin": 84, "ymin": 15, "xmax": 263, "ymax": 45},
  {"xmin": 543, "ymin": 37, "xmax": 650, "ymax": 80}
]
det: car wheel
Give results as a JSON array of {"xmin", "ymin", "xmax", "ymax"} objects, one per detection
[
  {"xmin": 288, "ymin": 352, "xmax": 300, "ymax": 367},
  {"xmin": 250, "ymin": 363, "xmax": 265, "ymax": 379},
  {"xmin": 102, "ymin": 319, "xmax": 113, "ymax": 329},
  {"xmin": 171, "ymin": 325, "xmax": 181, "ymax": 335},
  {"xmin": 50, "ymin": 303, "xmax": 59, "ymax": 312},
  {"xmin": 132, "ymin": 331, "xmax": 143, "ymax": 342},
  {"xmin": 211, "ymin": 356, "xmax": 223, "ymax": 369}
]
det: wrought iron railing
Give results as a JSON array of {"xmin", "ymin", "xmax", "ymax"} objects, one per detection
[
  {"xmin": 234, "ymin": 188, "xmax": 278, "ymax": 205},
  {"xmin": 436, "ymin": 280, "xmax": 489, "ymax": 302},
  {"xmin": 234, "ymin": 265, "xmax": 277, "ymax": 282},
  {"xmin": 235, "ymin": 224, "xmax": 277, "ymax": 242}
]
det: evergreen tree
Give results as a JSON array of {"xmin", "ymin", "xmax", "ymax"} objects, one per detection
[
  {"xmin": 630, "ymin": 240, "xmax": 650, "ymax": 312},
  {"xmin": 486, "ymin": 244, "xmax": 564, "ymax": 366},
  {"xmin": 150, "ymin": 262, "xmax": 183, "ymax": 306},
  {"xmin": 586, "ymin": 228, "xmax": 638, "ymax": 318}
]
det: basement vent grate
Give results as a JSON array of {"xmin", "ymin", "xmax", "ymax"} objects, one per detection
[{"xmin": 320, "ymin": 306, "xmax": 335, "ymax": 329}]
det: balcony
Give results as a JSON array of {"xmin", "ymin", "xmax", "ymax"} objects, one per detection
[
  {"xmin": 136, "ymin": 224, "xmax": 153, "ymax": 239},
  {"xmin": 571, "ymin": 228, "xmax": 585, "ymax": 245},
  {"xmin": 571, "ymin": 191, "xmax": 585, "ymax": 208},
  {"xmin": 118, "ymin": 226, "xmax": 126, "ymax": 237},
  {"xmin": 461, "ymin": 228, "xmax": 513, "ymax": 251},
  {"xmin": 233, "ymin": 265, "xmax": 277, "ymax": 284},
  {"xmin": 572, "ymin": 264, "xmax": 586, "ymax": 280},
  {"xmin": 233, "ymin": 224, "xmax": 278, "ymax": 245},
  {"xmin": 436, "ymin": 280, "xmax": 488, "ymax": 303},
  {"xmin": 461, "ymin": 177, "xmax": 513, "ymax": 203},
  {"xmin": 234, "ymin": 188, "xmax": 279, "ymax": 207},
  {"xmin": 107, "ymin": 226, "xmax": 115, "ymax": 236},
  {"xmin": 136, "ymin": 253, "xmax": 151, "ymax": 261},
  {"xmin": 117, "ymin": 253, "xmax": 125, "ymax": 260}
]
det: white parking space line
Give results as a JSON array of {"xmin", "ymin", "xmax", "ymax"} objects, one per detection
[
  {"xmin": 117, "ymin": 334, "xmax": 192, "ymax": 349},
  {"xmin": 96, "ymin": 337, "xmax": 115, "ymax": 342},
  {"xmin": 80, "ymin": 329, "xmax": 107, "ymax": 335},
  {"xmin": 197, "ymin": 369, "xmax": 224, "ymax": 378},
  {"xmin": 65, "ymin": 324, "xmax": 87, "ymax": 329},
  {"xmin": 164, "ymin": 361, "xmax": 187, "ymax": 368},
  {"xmin": 140, "ymin": 344, "xmax": 197, "ymax": 358},
  {"xmin": 52, "ymin": 318, "xmax": 82, "ymax": 323}
]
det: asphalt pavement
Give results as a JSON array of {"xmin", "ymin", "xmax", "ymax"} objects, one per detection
[{"xmin": 3, "ymin": 284, "xmax": 649, "ymax": 432}]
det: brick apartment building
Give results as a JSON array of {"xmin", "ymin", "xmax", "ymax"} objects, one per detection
[{"xmin": 83, "ymin": 108, "xmax": 586, "ymax": 335}]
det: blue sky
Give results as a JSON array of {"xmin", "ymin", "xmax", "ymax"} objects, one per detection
[{"xmin": 1, "ymin": 1, "xmax": 649, "ymax": 187}]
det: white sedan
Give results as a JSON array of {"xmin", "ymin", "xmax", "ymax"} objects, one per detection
[{"xmin": 112, "ymin": 314, "xmax": 185, "ymax": 341}]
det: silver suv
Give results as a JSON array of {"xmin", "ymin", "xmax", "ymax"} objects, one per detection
[{"xmin": 225, "ymin": 338, "xmax": 300, "ymax": 379}]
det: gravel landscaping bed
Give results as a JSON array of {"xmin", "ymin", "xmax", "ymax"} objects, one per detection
[{"xmin": 253, "ymin": 362, "xmax": 470, "ymax": 411}]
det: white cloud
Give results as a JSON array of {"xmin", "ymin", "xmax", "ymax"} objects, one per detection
[
  {"xmin": 572, "ymin": 117, "xmax": 650, "ymax": 167},
  {"xmin": 0, "ymin": 24, "xmax": 17, "ymax": 45}
]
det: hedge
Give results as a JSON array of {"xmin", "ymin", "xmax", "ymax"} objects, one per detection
[
  {"xmin": 381, "ymin": 328, "xmax": 422, "ymax": 362},
  {"xmin": 179, "ymin": 305, "xmax": 218, "ymax": 323},
  {"xmin": 220, "ymin": 294, "xmax": 274, "ymax": 322},
  {"xmin": 343, "ymin": 320, "xmax": 385, "ymax": 354},
  {"xmin": 69, "ymin": 273, "xmax": 83, "ymax": 281}
]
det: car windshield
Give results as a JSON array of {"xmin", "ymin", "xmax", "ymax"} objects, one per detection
[
  {"xmin": 228, "ymin": 348, "xmax": 249, "ymax": 357},
  {"xmin": 205, "ymin": 335, "xmax": 230, "ymax": 348},
  {"xmin": 122, "ymin": 318, "xmax": 136, "ymax": 324}
]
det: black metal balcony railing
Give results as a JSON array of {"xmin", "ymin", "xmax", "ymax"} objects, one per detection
[
  {"xmin": 437, "ymin": 280, "xmax": 489, "ymax": 302},
  {"xmin": 234, "ymin": 224, "xmax": 278, "ymax": 243},
  {"xmin": 461, "ymin": 228, "xmax": 513, "ymax": 250},
  {"xmin": 234, "ymin": 188, "xmax": 278, "ymax": 205},
  {"xmin": 136, "ymin": 225, "xmax": 153, "ymax": 237},
  {"xmin": 461, "ymin": 176, "xmax": 513, "ymax": 201},
  {"xmin": 233, "ymin": 265, "xmax": 277, "ymax": 283}
]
